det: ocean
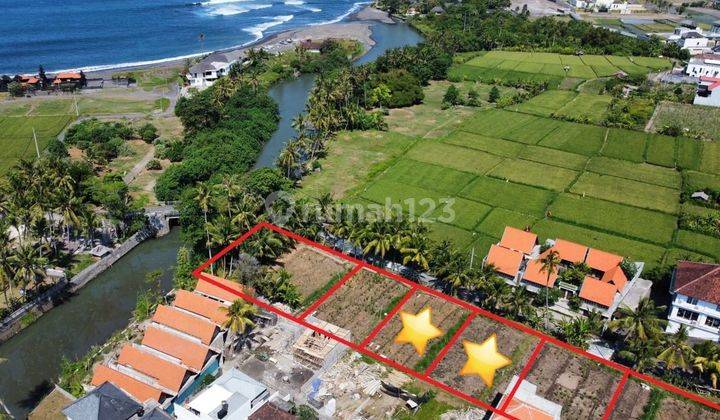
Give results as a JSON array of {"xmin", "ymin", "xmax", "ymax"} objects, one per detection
[{"xmin": 0, "ymin": 0, "xmax": 366, "ymax": 75}]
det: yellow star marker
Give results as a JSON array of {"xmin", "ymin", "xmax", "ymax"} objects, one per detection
[
  {"xmin": 460, "ymin": 334, "xmax": 511, "ymax": 388},
  {"xmin": 394, "ymin": 307, "xmax": 443, "ymax": 356}
]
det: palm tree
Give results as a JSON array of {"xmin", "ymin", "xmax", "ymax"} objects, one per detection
[
  {"xmin": 657, "ymin": 325, "xmax": 693, "ymax": 371},
  {"xmin": 479, "ymin": 274, "xmax": 509, "ymax": 311},
  {"xmin": 539, "ymin": 250, "xmax": 560, "ymax": 329},
  {"xmin": 277, "ymin": 142, "xmax": 300, "ymax": 178},
  {"xmin": 11, "ymin": 243, "xmax": 47, "ymax": 293},
  {"xmin": 693, "ymin": 341, "xmax": 720, "ymax": 388},
  {"xmin": 609, "ymin": 298, "xmax": 667, "ymax": 345},
  {"xmin": 222, "ymin": 299, "xmax": 258, "ymax": 335},
  {"xmin": 504, "ymin": 286, "xmax": 535, "ymax": 322},
  {"xmin": 208, "ymin": 215, "xmax": 237, "ymax": 274},
  {"xmin": 561, "ymin": 318, "xmax": 593, "ymax": 349},
  {"xmin": 194, "ymin": 182, "xmax": 214, "ymax": 272}
]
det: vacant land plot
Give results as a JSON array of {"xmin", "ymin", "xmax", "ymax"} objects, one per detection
[
  {"xmin": 526, "ymin": 343, "xmax": 622, "ymax": 419},
  {"xmin": 368, "ymin": 292, "xmax": 470, "ymax": 370},
  {"xmin": 405, "ymin": 141, "xmax": 503, "ymax": 175},
  {"xmin": 381, "ymin": 158, "xmax": 476, "ymax": 195},
  {"xmin": 652, "ymin": 101, "xmax": 720, "ymax": 142},
  {"xmin": 0, "ymin": 115, "xmax": 74, "ymax": 172},
  {"xmin": 675, "ymin": 230, "xmax": 720, "ymax": 260},
  {"xmin": 700, "ymin": 141, "xmax": 720, "ymax": 175},
  {"xmin": 586, "ymin": 156, "xmax": 681, "ymax": 188},
  {"xmin": 548, "ymin": 194, "xmax": 677, "ymax": 245},
  {"xmin": 601, "ymin": 128, "xmax": 648, "ymax": 163},
  {"xmin": 608, "ymin": 379, "xmax": 653, "ymax": 420},
  {"xmin": 488, "ymin": 159, "xmax": 578, "ymax": 191},
  {"xmin": 570, "ymin": 172, "xmax": 679, "ymax": 214},
  {"xmin": 538, "ymin": 122, "xmax": 607, "ymax": 155},
  {"xmin": 654, "ymin": 392, "xmax": 720, "ymax": 420},
  {"xmin": 429, "ymin": 316, "xmax": 540, "ymax": 403},
  {"xmin": 677, "ymin": 137, "xmax": 703, "ymax": 170},
  {"xmin": 277, "ymin": 245, "xmax": 352, "ymax": 298},
  {"xmin": 314, "ymin": 269, "xmax": 409, "ymax": 343}
]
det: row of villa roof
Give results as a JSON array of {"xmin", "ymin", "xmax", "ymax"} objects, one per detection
[
  {"xmin": 88, "ymin": 274, "xmax": 245, "ymax": 409},
  {"xmin": 485, "ymin": 227, "xmax": 635, "ymax": 313}
]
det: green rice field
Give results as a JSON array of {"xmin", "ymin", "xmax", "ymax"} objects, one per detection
[
  {"xmin": 299, "ymin": 64, "xmax": 718, "ymax": 268},
  {"xmin": 0, "ymin": 115, "xmax": 74, "ymax": 173}
]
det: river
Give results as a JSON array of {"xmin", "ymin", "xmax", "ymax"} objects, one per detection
[
  {"xmin": 254, "ymin": 21, "xmax": 424, "ymax": 168},
  {"xmin": 0, "ymin": 20, "xmax": 422, "ymax": 419}
]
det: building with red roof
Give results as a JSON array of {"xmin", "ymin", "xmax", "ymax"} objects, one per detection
[
  {"xmin": 499, "ymin": 226, "xmax": 538, "ymax": 255},
  {"xmin": 485, "ymin": 244, "xmax": 524, "ymax": 281},
  {"xmin": 667, "ymin": 261, "xmax": 720, "ymax": 341},
  {"xmin": 492, "ymin": 376, "xmax": 562, "ymax": 420}
]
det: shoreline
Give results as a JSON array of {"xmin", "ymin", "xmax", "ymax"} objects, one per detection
[{"xmin": 82, "ymin": 6, "xmax": 393, "ymax": 79}]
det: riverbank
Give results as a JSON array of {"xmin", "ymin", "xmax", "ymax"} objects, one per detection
[{"xmin": 85, "ymin": 6, "xmax": 393, "ymax": 80}]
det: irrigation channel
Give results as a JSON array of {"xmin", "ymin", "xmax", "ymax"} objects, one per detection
[{"xmin": 0, "ymin": 20, "xmax": 422, "ymax": 418}]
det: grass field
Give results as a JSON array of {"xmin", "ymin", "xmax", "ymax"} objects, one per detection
[
  {"xmin": 298, "ymin": 74, "xmax": 720, "ymax": 267},
  {"xmin": 651, "ymin": 101, "xmax": 720, "ymax": 142},
  {"xmin": 0, "ymin": 115, "xmax": 74, "ymax": 172}
]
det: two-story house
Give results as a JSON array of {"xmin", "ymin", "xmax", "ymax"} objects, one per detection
[{"xmin": 666, "ymin": 261, "xmax": 720, "ymax": 342}]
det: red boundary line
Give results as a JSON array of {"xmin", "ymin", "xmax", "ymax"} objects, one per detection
[
  {"xmin": 360, "ymin": 286, "xmax": 416, "ymax": 348},
  {"xmin": 298, "ymin": 264, "xmax": 362, "ymax": 319},
  {"xmin": 602, "ymin": 372, "xmax": 630, "ymax": 420},
  {"xmin": 192, "ymin": 222, "xmax": 720, "ymax": 415},
  {"xmin": 425, "ymin": 312, "xmax": 476, "ymax": 376},
  {"xmin": 499, "ymin": 339, "xmax": 546, "ymax": 412},
  {"xmin": 195, "ymin": 271, "xmax": 514, "ymax": 419}
]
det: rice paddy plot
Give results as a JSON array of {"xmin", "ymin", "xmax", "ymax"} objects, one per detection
[
  {"xmin": 553, "ymin": 93, "xmax": 612, "ymax": 123},
  {"xmin": 488, "ymin": 158, "xmax": 578, "ymax": 191},
  {"xmin": 538, "ymin": 122, "xmax": 607, "ymax": 155},
  {"xmin": 442, "ymin": 131, "xmax": 523, "ymax": 158},
  {"xmin": 467, "ymin": 234, "xmax": 500, "ymax": 258},
  {"xmin": 664, "ymin": 248, "xmax": 715, "ymax": 264},
  {"xmin": 685, "ymin": 170, "xmax": 720, "ymax": 191},
  {"xmin": 460, "ymin": 109, "xmax": 530, "ymax": 137},
  {"xmin": 675, "ymin": 230, "xmax": 720, "ymax": 259},
  {"xmin": 496, "ymin": 116, "xmax": 561, "ymax": 144},
  {"xmin": 605, "ymin": 56, "xmax": 649, "ymax": 75},
  {"xmin": 590, "ymin": 64, "xmax": 620, "ymax": 77},
  {"xmin": 427, "ymin": 222, "xmax": 476, "ymax": 249},
  {"xmin": 631, "ymin": 56, "xmax": 672, "ymax": 69},
  {"xmin": 700, "ymin": 141, "xmax": 720, "ymax": 175},
  {"xmin": 645, "ymin": 134, "xmax": 677, "ymax": 167},
  {"xmin": 602, "ymin": 128, "xmax": 648, "ymax": 163},
  {"xmin": 570, "ymin": 172, "xmax": 679, "ymax": 214},
  {"xmin": 513, "ymin": 90, "xmax": 577, "ymax": 117},
  {"xmin": 586, "ymin": 156, "xmax": 681, "ymax": 188},
  {"xmin": 518, "ymin": 145, "xmax": 588, "ymax": 171},
  {"xmin": 0, "ymin": 115, "xmax": 74, "ymax": 173},
  {"xmin": 549, "ymin": 193, "xmax": 677, "ymax": 244},
  {"xmin": 579, "ymin": 55, "xmax": 613, "ymax": 66},
  {"xmin": 380, "ymin": 158, "xmax": 476, "ymax": 195},
  {"xmin": 559, "ymin": 55, "xmax": 585, "ymax": 66},
  {"xmin": 427, "ymin": 197, "xmax": 492, "ymax": 230},
  {"xmin": 459, "ymin": 176, "xmax": 556, "ymax": 216},
  {"xmin": 566, "ymin": 64, "xmax": 598, "ymax": 79},
  {"xmin": 676, "ymin": 137, "xmax": 703, "ymax": 170},
  {"xmin": 533, "ymin": 219, "xmax": 667, "ymax": 266},
  {"xmin": 475, "ymin": 207, "xmax": 539, "ymax": 238},
  {"xmin": 360, "ymin": 179, "xmax": 444, "ymax": 211},
  {"xmin": 405, "ymin": 140, "xmax": 503, "ymax": 175}
]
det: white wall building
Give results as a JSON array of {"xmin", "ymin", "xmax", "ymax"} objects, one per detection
[
  {"xmin": 687, "ymin": 54, "xmax": 720, "ymax": 77},
  {"xmin": 672, "ymin": 31, "xmax": 710, "ymax": 55},
  {"xmin": 187, "ymin": 52, "xmax": 234, "ymax": 89},
  {"xmin": 666, "ymin": 261, "xmax": 720, "ymax": 342},
  {"xmin": 174, "ymin": 369, "xmax": 271, "ymax": 420},
  {"xmin": 694, "ymin": 76, "xmax": 720, "ymax": 107}
]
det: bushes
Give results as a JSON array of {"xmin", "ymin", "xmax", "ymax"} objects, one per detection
[
  {"xmin": 375, "ymin": 69, "xmax": 424, "ymax": 108},
  {"xmin": 155, "ymin": 80, "xmax": 279, "ymax": 201},
  {"xmin": 65, "ymin": 119, "xmax": 135, "ymax": 164},
  {"xmin": 146, "ymin": 159, "xmax": 162, "ymax": 170},
  {"xmin": 138, "ymin": 123, "xmax": 159, "ymax": 143}
]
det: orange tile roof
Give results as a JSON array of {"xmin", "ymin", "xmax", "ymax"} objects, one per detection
[
  {"xmin": 173, "ymin": 290, "xmax": 228, "ymax": 325},
  {"xmin": 504, "ymin": 398, "xmax": 554, "ymax": 420},
  {"xmin": 499, "ymin": 227, "xmax": 537, "ymax": 255},
  {"xmin": 141, "ymin": 326, "xmax": 211, "ymax": 372},
  {"xmin": 196, "ymin": 274, "xmax": 245, "ymax": 303},
  {"xmin": 586, "ymin": 248, "xmax": 623, "ymax": 272},
  {"xmin": 117, "ymin": 345, "xmax": 188, "ymax": 392},
  {"xmin": 153, "ymin": 305, "xmax": 218, "ymax": 345},
  {"xmin": 486, "ymin": 245, "xmax": 523, "ymax": 278},
  {"xmin": 601, "ymin": 265, "xmax": 628, "ymax": 292},
  {"xmin": 91, "ymin": 365, "xmax": 164, "ymax": 404},
  {"xmin": 579, "ymin": 276, "xmax": 616, "ymax": 308},
  {"xmin": 552, "ymin": 239, "xmax": 588, "ymax": 264},
  {"xmin": 55, "ymin": 72, "xmax": 81, "ymax": 79},
  {"xmin": 522, "ymin": 259, "xmax": 558, "ymax": 287}
]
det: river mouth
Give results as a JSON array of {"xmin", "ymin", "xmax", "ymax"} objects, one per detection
[{"xmin": 0, "ymin": 20, "xmax": 423, "ymax": 419}]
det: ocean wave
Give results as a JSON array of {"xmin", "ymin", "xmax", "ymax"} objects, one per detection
[
  {"xmin": 243, "ymin": 15, "xmax": 295, "ymax": 43},
  {"xmin": 284, "ymin": 0, "xmax": 304, "ymax": 4},
  {"xmin": 284, "ymin": 0, "xmax": 321, "ymax": 13},
  {"xmin": 204, "ymin": 3, "xmax": 272, "ymax": 16},
  {"xmin": 50, "ymin": 51, "xmax": 213, "ymax": 75},
  {"xmin": 309, "ymin": 1, "xmax": 369, "ymax": 26}
]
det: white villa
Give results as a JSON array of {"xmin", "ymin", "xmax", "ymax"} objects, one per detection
[
  {"xmin": 686, "ymin": 54, "xmax": 720, "ymax": 77},
  {"xmin": 694, "ymin": 76, "xmax": 720, "ymax": 107},
  {"xmin": 667, "ymin": 261, "xmax": 720, "ymax": 342},
  {"xmin": 187, "ymin": 52, "xmax": 237, "ymax": 89},
  {"xmin": 174, "ymin": 368, "xmax": 272, "ymax": 420}
]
